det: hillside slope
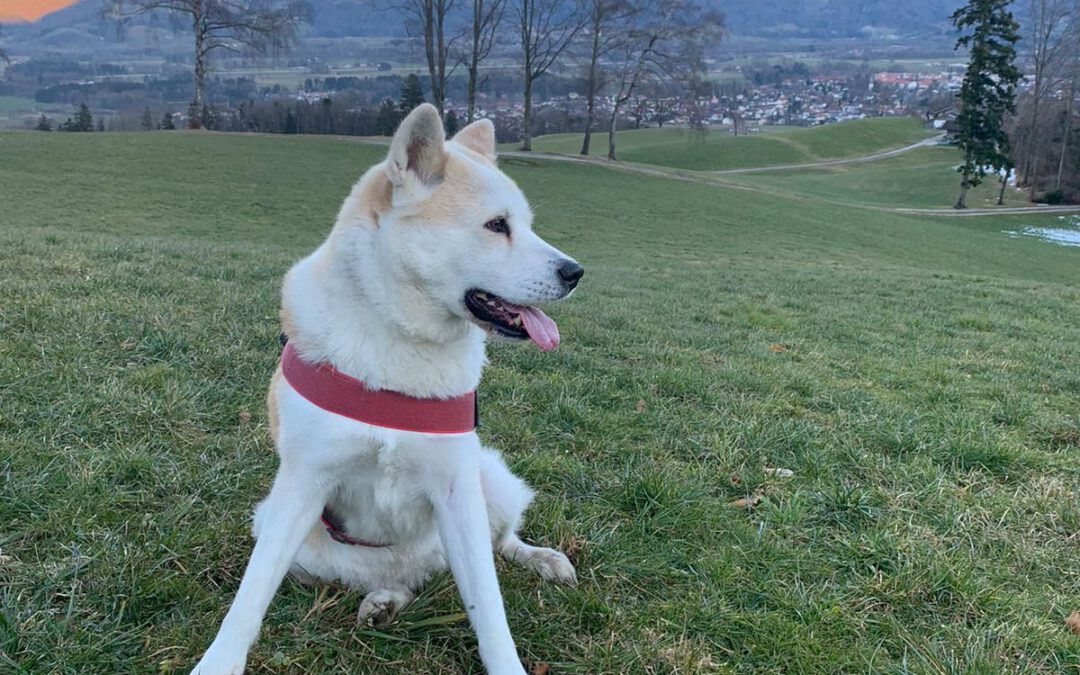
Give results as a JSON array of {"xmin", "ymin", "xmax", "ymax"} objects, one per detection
[
  {"xmin": 2, "ymin": 130, "xmax": 1079, "ymax": 673},
  {"xmin": 523, "ymin": 117, "xmax": 935, "ymax": 171}
]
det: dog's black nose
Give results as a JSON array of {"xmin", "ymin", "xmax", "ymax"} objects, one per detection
[{"xmin": 557, "ymin": 261, "xmax": 584, "ymax": 288}]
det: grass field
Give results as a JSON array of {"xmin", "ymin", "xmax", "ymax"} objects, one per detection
[
  {"xmin": 717, "ymin": 146, "xmax": 1029, "ymax": 210},
  {"xmin": 520, "ymin": 117, "xmax": 935, "ymax": 171},
  {"xmin": 0, "ymin": 97, "xmax": 38, "ymax": 114},
  {"xmin": 3, "ymin": 131, "xmax": 1080, "ymax": 674}
]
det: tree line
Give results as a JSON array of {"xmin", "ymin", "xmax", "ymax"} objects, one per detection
[
  {"xmin": 396, "ymin": 0, "xmax": 723, "ymax": 154},
  {"xmin": 951, "ymin": 0, "xmax": 1079, "ymax": 207},
  {"xmin": 34, "ymin": 103, "xmax": 176, "ymax": 132},
  {"xmin": 1009, "ymin": 0, "xmax": 1080, "ymax": 203},
  {"xmin": 102, "ymin": 0, "xmax": 723, "ymax": 160}
]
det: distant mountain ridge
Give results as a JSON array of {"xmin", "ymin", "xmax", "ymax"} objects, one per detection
[
  {"xmin": 722, "ymin": 1, "xmax": 965, "ymax": 37},
  {"xmin": 7, "ymin": 0, "xmax": 973, "ymax": 41}
]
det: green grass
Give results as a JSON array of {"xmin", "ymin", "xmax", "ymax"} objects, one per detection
[
  {"xmin": 0, "ymin": 96, "xmax": 38, "ymax": 114},
  {"xmin": 3, "ymin": 131, "xmax": 1080, "ymax": 674},
  {"xmin": 718, "ymin": 146, "xmax": 1030, "ymax": 209},
  {"xmin": 519, "ymin": 117, "xmax": 935, "ymax": 171}
]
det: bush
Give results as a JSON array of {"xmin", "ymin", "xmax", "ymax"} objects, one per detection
[{"xmin": 1042, "ymin": 189, "xmax": 1066, "ymax": 205}]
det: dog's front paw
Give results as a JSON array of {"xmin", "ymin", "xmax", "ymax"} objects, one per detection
[{"xmin": 190, "ymin": 649, "xmax": 247, "ymax": 675}]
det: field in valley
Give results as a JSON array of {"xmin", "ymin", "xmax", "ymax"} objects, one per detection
[
  {"xmin": 518, "ymin": 117, "xmax": 935, "ymax": 171},
  {"xmin": 715, "ymin": 145, "xmax": 1031, "ymax": 209},
  {"xmin": 2, "ymin": 127, "xmax": 1080, "ymax": 674}
]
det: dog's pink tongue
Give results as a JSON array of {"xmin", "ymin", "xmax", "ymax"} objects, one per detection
[{"xmin": 518, "ymin": 306, "xmax": 560, "ymax": 352}]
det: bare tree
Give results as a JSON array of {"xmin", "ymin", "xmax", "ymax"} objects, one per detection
[
  {"xmin": 730, "ymin": 111, "xmax": 745, "ymax": 136},
  {"xmin": 1054, "ymin": 9, "xmax": 1080, "ymax": 190},
  {"xmin": 1019, "ymin": 0, "xmax": 1072, "ymax": 195},
  {"xmin": 629, "ymin": 96, "xmax": 648, "ymax": 128},
  {"xmin": 604, "ymin": 0, "xmax": 722, "ymax": 161},
  {"xmin": 108, "ymin": 0, "xmax": 310, "ymax": 128},
  {"xmin": 400, "ymin": 0, "xmax": 459, "ymax": 115},
  {"xmin": 684, "ymin": 89, "xmax": 708, "ymax": 142},
  {"xmin": 1056, "ymin": 78, "xmax": 1077, "ymax": 190},
  {"xmin": 462, "ymin": 0, "xmax": 505, "ymax": 122},
  {"xmin": 648, "ymin": 80, "xmax": 677, "ymax": 127},
  {"xmin": 513, "ymin": 0, "xmax": 585, "ymax": 151},
  {"xmin": 579, "ymin": 0, "xmax": 632, "ymax": 155}
]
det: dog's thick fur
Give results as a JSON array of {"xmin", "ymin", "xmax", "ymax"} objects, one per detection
[{"xmin": 191, "ymin": 104, "xmax": 581, "ymax": 675}]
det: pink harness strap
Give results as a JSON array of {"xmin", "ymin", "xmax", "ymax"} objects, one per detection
[
  {"xmin": 280, "ymin": 342, "xmax": 478, "ymax": 434},
  {"xmin": 320, "ymin": 507, "xmax": 391, "ymax": 548}
]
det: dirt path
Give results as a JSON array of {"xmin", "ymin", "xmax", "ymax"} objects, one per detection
[
  {"xmin": 503, "ymin": 132, "xmax": 947, "ymax": 175},
  {"xmin": 706, "ymin": 134, "xmax": 946, "ymax": 175},
  {"xmin": 892, "ymin": 204, "xmax": 1080, "ymax": 217}
]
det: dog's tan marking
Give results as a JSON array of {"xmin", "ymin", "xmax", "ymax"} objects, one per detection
[
  {"xmin": 333, "ymin": 166, "xmax": 393, "ymax": 229},
  {"xmin": 451, "ymin": 119, "xmax": 497, "ymax": 163},
  {"xmin": 279, "ymin": 304, "xmax": 299, "ymax": 340},
  {"xmin": 358, "ymin": 170, "xmax": 393, "ymax": 224},
  {"xmin": 413, "ymin": 152, "xmax": 518, "ymax": 226},
  {"xmin": 266, "ymin": 365, "xmax": 282, "ymax": 448}
]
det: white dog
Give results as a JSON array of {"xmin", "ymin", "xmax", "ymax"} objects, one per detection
[{"xmin": 191, "ymin": 103, "xmax": 584, "ymax": 675}]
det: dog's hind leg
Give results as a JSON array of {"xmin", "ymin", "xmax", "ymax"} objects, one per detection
[
  {"xmin": 479, "ymin": 448, "xmax": 577, "ymax": 586},
  {"xmin": 356, "ymin": 586, "xmax": 415, "ymax": 628},
  {"xmin": 190, "ymin": 466, "xmax": 333, "ymax": 675},
  {"xmin": 499, "ymin": 534, "xmax": 576, "ymax": 585}
]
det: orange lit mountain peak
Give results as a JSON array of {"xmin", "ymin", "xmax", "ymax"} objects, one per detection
[{"xmin": 0, "ymin": 0, "xmax": 81, "ymax": 23}]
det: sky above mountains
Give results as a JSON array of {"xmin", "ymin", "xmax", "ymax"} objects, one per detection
[
  {"xmin": 0, "ymin": 0, "xmax": 80, "ymax": 22},
  {"xmin": 2, "ymin": 0, "xmax": 966, "ymax": 39}
]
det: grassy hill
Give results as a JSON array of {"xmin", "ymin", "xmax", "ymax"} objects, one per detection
[
  {"xmin": 3, "ymin": 131, "xmax": 1080, "ymax": 673},
  {"xmin": 717, "ymin": 146, "xmax": 1029, "ymax": 209},
  {"xmin": 520, "ymin": 117, "xmax": 935, "ymax": 171}
]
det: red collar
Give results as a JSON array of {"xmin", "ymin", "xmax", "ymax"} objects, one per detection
[{"xmin": 280, "ymin": 341, "xmax": 478, "ymax": 434}]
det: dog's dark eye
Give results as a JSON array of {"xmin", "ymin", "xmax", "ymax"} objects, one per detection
[{"xmin": 484, "ymin": 217, "xmax": 510, "ymax": 237}]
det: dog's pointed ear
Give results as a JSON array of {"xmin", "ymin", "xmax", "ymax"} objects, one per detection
[
  {"xmin": 452, "ymin": 118, "xmax": 496, "ymax": 160},
  {"xmin": 386, "ymin": 103, "xmax": 447, "ymax": 188}
]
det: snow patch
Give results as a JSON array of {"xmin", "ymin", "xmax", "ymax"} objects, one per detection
[{"xmin": 1004, "ymin": 215, "xmax": 1080, "ymax": 248}]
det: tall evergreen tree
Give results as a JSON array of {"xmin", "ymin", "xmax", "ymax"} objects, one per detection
[
  {"xmin": 34, "ymin": 115, "xmax": 53, "ymax": 132},
  {"xmin": 162, "ymin": 112, "xmax": 176, "ymax": 130},
  {"xmin": 444, "ymin": 109, "xmax": 460, "ymax": 135},
  {"xmin": 75, "ymin": 104, "xmax": 94, "ymax": 132},
  {"xmin": 951, "ymin": 0, "xmax": 1021, "ymax": 209},
  {"xmin": 398, "ymin": 74, "xmax": 427, "ymax": 116},
  {"xmin": 376, "ymin": 98, "xmax": 401, "ymax": 136}
]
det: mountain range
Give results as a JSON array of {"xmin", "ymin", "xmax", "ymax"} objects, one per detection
[{"xmin": 3, "ymin": 0, "xmax": 972, "ymax": 44}]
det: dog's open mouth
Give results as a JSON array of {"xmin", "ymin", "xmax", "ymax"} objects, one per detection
[{"xmin": 464, "ymin": 289, "xmax": 560, "ymax": 352}]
